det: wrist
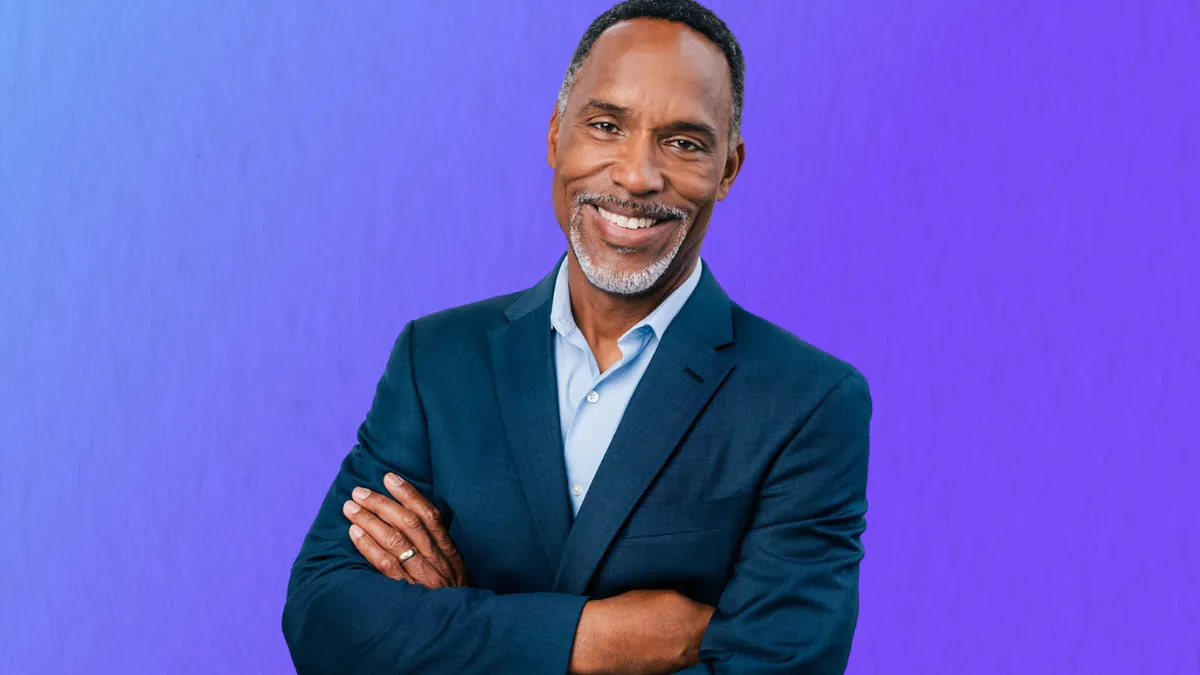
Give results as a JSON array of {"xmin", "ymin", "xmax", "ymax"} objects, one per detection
[
  {"xmin": 680, "ymin": 603, "xmax": 715, "ymax": 665},
  {"xmin": 568, "ymin": 599, "xmax": 611, "ymax": 675}
]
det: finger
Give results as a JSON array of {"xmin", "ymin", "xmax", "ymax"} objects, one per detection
[
  {"xmin": 381, "ymin": 474, "xmax": 444, "ymax": 536},
  {"xmin": 381, "ymin": 475, "xmax": 465, "ymax": 577},
  {"xmin": 424, "ymin": 515, "xmax": 468, "ymax": 585},
  {"xmin": 348, "ymin": 524, "xmax": 412, "ymax": 583},
  {"xmin": 343, "ymin": 498, "xmax": 445, "ymax": 588},
  {"xmin": 355, "ymin": 485, "xmax": 454, "ymax": 580}
]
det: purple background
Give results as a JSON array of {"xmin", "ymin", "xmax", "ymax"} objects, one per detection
[{"xmin": 2, "ymin": 1, "xmax": 1197, "ymax": 673}]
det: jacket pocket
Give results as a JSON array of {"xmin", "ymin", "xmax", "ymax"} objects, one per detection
[{"xmin": 620, "ymin": 492, "xmax": 753, "ymax": 539}]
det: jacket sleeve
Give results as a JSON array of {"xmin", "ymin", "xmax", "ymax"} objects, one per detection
[
  {"xmin": 282, "ymin": 321, "xmax": 588, "ymax": 675},
  {"xmin": 676, "ymin": 369, "xmax": 873, "ymax": 674}
]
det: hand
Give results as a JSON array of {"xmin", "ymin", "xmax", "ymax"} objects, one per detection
[
  {"xmin": 342, "ymin": 472, "xmax": 470, "ymax": 589},
  {"xmin": 569, "ymin": 589, "xmax": 715, "ymax": 675}
]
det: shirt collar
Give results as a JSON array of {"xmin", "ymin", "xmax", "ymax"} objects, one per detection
[{"xmin": 550, "ymin": 255, "xmax": 705, "ymax": 342}]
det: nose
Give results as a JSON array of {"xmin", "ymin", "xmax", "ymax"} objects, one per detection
[{"xmin": 609, "ymin": 133, "xmax": 665, "ymax": 195}]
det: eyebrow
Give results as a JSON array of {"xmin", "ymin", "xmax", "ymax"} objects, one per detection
[
  {"xmin": 579, "ymin": 98, "xmax": 720, "ymax": 148},
  {"xmin": 579, "ymin": 99, "xmax": 628, "ymax": 116}
]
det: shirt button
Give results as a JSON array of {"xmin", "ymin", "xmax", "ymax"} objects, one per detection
[
  {"xmin": 586, "ymin": 390, "xmax": 600, "ymax": 404},
  {"xmin": 571, "ymin": 483, "xmax": 584, "ymax": 496}
]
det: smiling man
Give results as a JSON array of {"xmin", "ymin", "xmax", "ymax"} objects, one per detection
[{"xmin": 283, "ymin": 1, "xmax": 872, "ymax": 674}]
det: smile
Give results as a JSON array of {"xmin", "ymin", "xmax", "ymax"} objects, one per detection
[{"xmin": 595, "ymin": 206, "xmax": 660, "ymax": 230}]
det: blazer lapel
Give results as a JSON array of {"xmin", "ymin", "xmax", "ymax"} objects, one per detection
[
  {"xmin": 488, "ymin": 257, "xmax": 573, "ymax": 572},
  {"xmin": 553, "ymin": 262, "xmax": 736, "ymax": 595}
]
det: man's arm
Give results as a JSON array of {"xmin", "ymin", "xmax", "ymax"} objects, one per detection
[
  {"xmin": 673, "ymin": 370, "xmax": 873, "ymax": 674},
  {"xmin": 282, "ymin": 321, "xmax": 588, "ymax": 675}
]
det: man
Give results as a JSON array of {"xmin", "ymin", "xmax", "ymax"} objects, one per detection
[{"xmin": 282, "ymin": 1, "xmax": 872, "ymax": 673}]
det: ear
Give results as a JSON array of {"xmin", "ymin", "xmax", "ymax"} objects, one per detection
[
  {"xmin": 715, "ymin": 138, "xmax": 745, "ymax": 201},
  {"xmin": 547, "ymin": 107, "xmax": 562, "ymax": 169}
]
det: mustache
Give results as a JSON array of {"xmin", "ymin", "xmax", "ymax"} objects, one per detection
[{"xmin": 573, "ymin": 192, "xmax": 689, "ymax": 222}]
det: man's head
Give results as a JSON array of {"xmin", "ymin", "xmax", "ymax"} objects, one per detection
[{"xmin": 548, "ymin": 0, "xmax": 746, "ymax": 297}]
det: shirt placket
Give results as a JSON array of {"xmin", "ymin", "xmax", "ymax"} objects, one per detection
[{"xmin": 563, "ymin": 330, "xmax": 648, "ymax": 504}]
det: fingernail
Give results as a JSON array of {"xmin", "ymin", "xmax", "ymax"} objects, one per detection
[
  {"xmin": 343, "ymin": 500, "xmax": 360, "ymax": 515},
  {"xmin": 385, "ymin": 473, "xmax": 404, "ymax": 488},
  {"xmin": 352, "ymin": 487, "xmax": 370, "ymax": 500},
  {"xmin": 349, "ymin": 524, "xmax": 363, "ymax": 539}
]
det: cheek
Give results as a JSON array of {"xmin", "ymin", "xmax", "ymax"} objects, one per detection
[
  {"xmin": 556, "ymin": 133, "xmax": 610, "ymax": 176},
  {"xmin": 551, "ymin": 175, "xmax": 576, "ymax": 231},
  {"xmin": 666, "ymin": 163, "xmax": 723, "ymax": 208}
]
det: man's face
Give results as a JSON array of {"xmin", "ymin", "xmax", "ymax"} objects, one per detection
[{"xmin": 548, "ymin": 19, "xmax": 744, "ymax": 296}]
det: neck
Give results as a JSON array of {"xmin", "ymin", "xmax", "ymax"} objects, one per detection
[{"xmin": 565, "ymin": 251, "xmax": 697, "ymax": 347}]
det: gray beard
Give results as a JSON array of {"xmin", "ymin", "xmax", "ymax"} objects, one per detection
[{"xmin": 567, "ymin": 207, "xmax": 691, "ymax": 296}]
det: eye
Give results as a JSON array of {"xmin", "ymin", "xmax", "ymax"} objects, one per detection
[
  {"xmin": 669, "ymin": 138, "xmax": 703, "ymax": 153},
  {"xmin": 590, "ymin": 121, "xmax": 620, "ymax": 134}
]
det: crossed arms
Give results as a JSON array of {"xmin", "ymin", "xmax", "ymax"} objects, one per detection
[{"xmin": 282, "ymin": 322, "xmax": 872, "ymax": 674}]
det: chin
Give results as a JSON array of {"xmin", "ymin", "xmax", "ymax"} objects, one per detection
[{"xmin": 570, "ymin": 224, "xmax": 687, "ymax": 297}]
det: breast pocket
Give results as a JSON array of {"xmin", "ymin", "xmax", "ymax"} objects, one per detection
[
  {"xmin": 620, "ymin": 492, "xmax": 754, "ymax": 539},
  {"xmin": 595, "ymin": 492, "xmax": 755, "ymax": 604}
]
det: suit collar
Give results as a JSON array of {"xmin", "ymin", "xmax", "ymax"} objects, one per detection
[{"xmin": 502, "ymin": 253, "xmax": 564, "ymax": 323}]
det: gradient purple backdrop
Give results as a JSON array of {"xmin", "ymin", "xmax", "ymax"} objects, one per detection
[{"xmin": 2, "ymin": 1, "xmax": 1198, "ymax": 673}]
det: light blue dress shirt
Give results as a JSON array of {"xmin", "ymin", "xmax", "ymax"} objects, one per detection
[{"xmin": 551, "ymin": 256, "xmax": 705, "ymax": 518}]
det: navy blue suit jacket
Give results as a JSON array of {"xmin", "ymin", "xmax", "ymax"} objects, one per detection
[{"xmin": 283, "ymin": 256, "xmax": 872, "ymax": 674}]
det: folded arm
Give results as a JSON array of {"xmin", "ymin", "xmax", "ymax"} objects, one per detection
[
  {"xmin": 282, "ymin": 322, "xmax": 588, "ymax": 674},
  {"xmin": 676, "ymin": 370, "xmax": 873, "ymax": 674}
]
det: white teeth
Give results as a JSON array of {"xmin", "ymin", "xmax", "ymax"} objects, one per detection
[{"xmin": 597, "ymin": 206, "xmax": 656, "ymax": 230}]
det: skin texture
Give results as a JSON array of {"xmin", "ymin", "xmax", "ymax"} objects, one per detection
[
  {"xmin": 570, "ymin": 590, "xmax": 717, "ymax": 675},
  {"xmin": 349, "ymin": 17, "xmax": 745, "ymax": 675}
]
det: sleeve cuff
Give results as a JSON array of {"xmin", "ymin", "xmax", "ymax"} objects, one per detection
[{"xmin": 484, "ymin": 591, "xmax": 590, "ymax": 675}]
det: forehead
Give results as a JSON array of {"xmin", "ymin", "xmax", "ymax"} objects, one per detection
[{"xmin": 572, "ymin": 19, "xmax": 732, "ymax": 129}]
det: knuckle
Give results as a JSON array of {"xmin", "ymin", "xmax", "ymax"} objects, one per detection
[
  {"xmin": 400, "ymin": 511, "xmax": 423, "ymax": 530},
  {"xmin": 376, "ymin": 556, "xmax": 396, "ymax": 574},
  {"xmin": 384, "ymin": 530, "xmax": 407, "ymax": 552}
]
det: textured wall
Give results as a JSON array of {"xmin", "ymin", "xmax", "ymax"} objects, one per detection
[{"xmin": 1, "ymin": 1, "xmax": 1197, "ymax": 673}]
